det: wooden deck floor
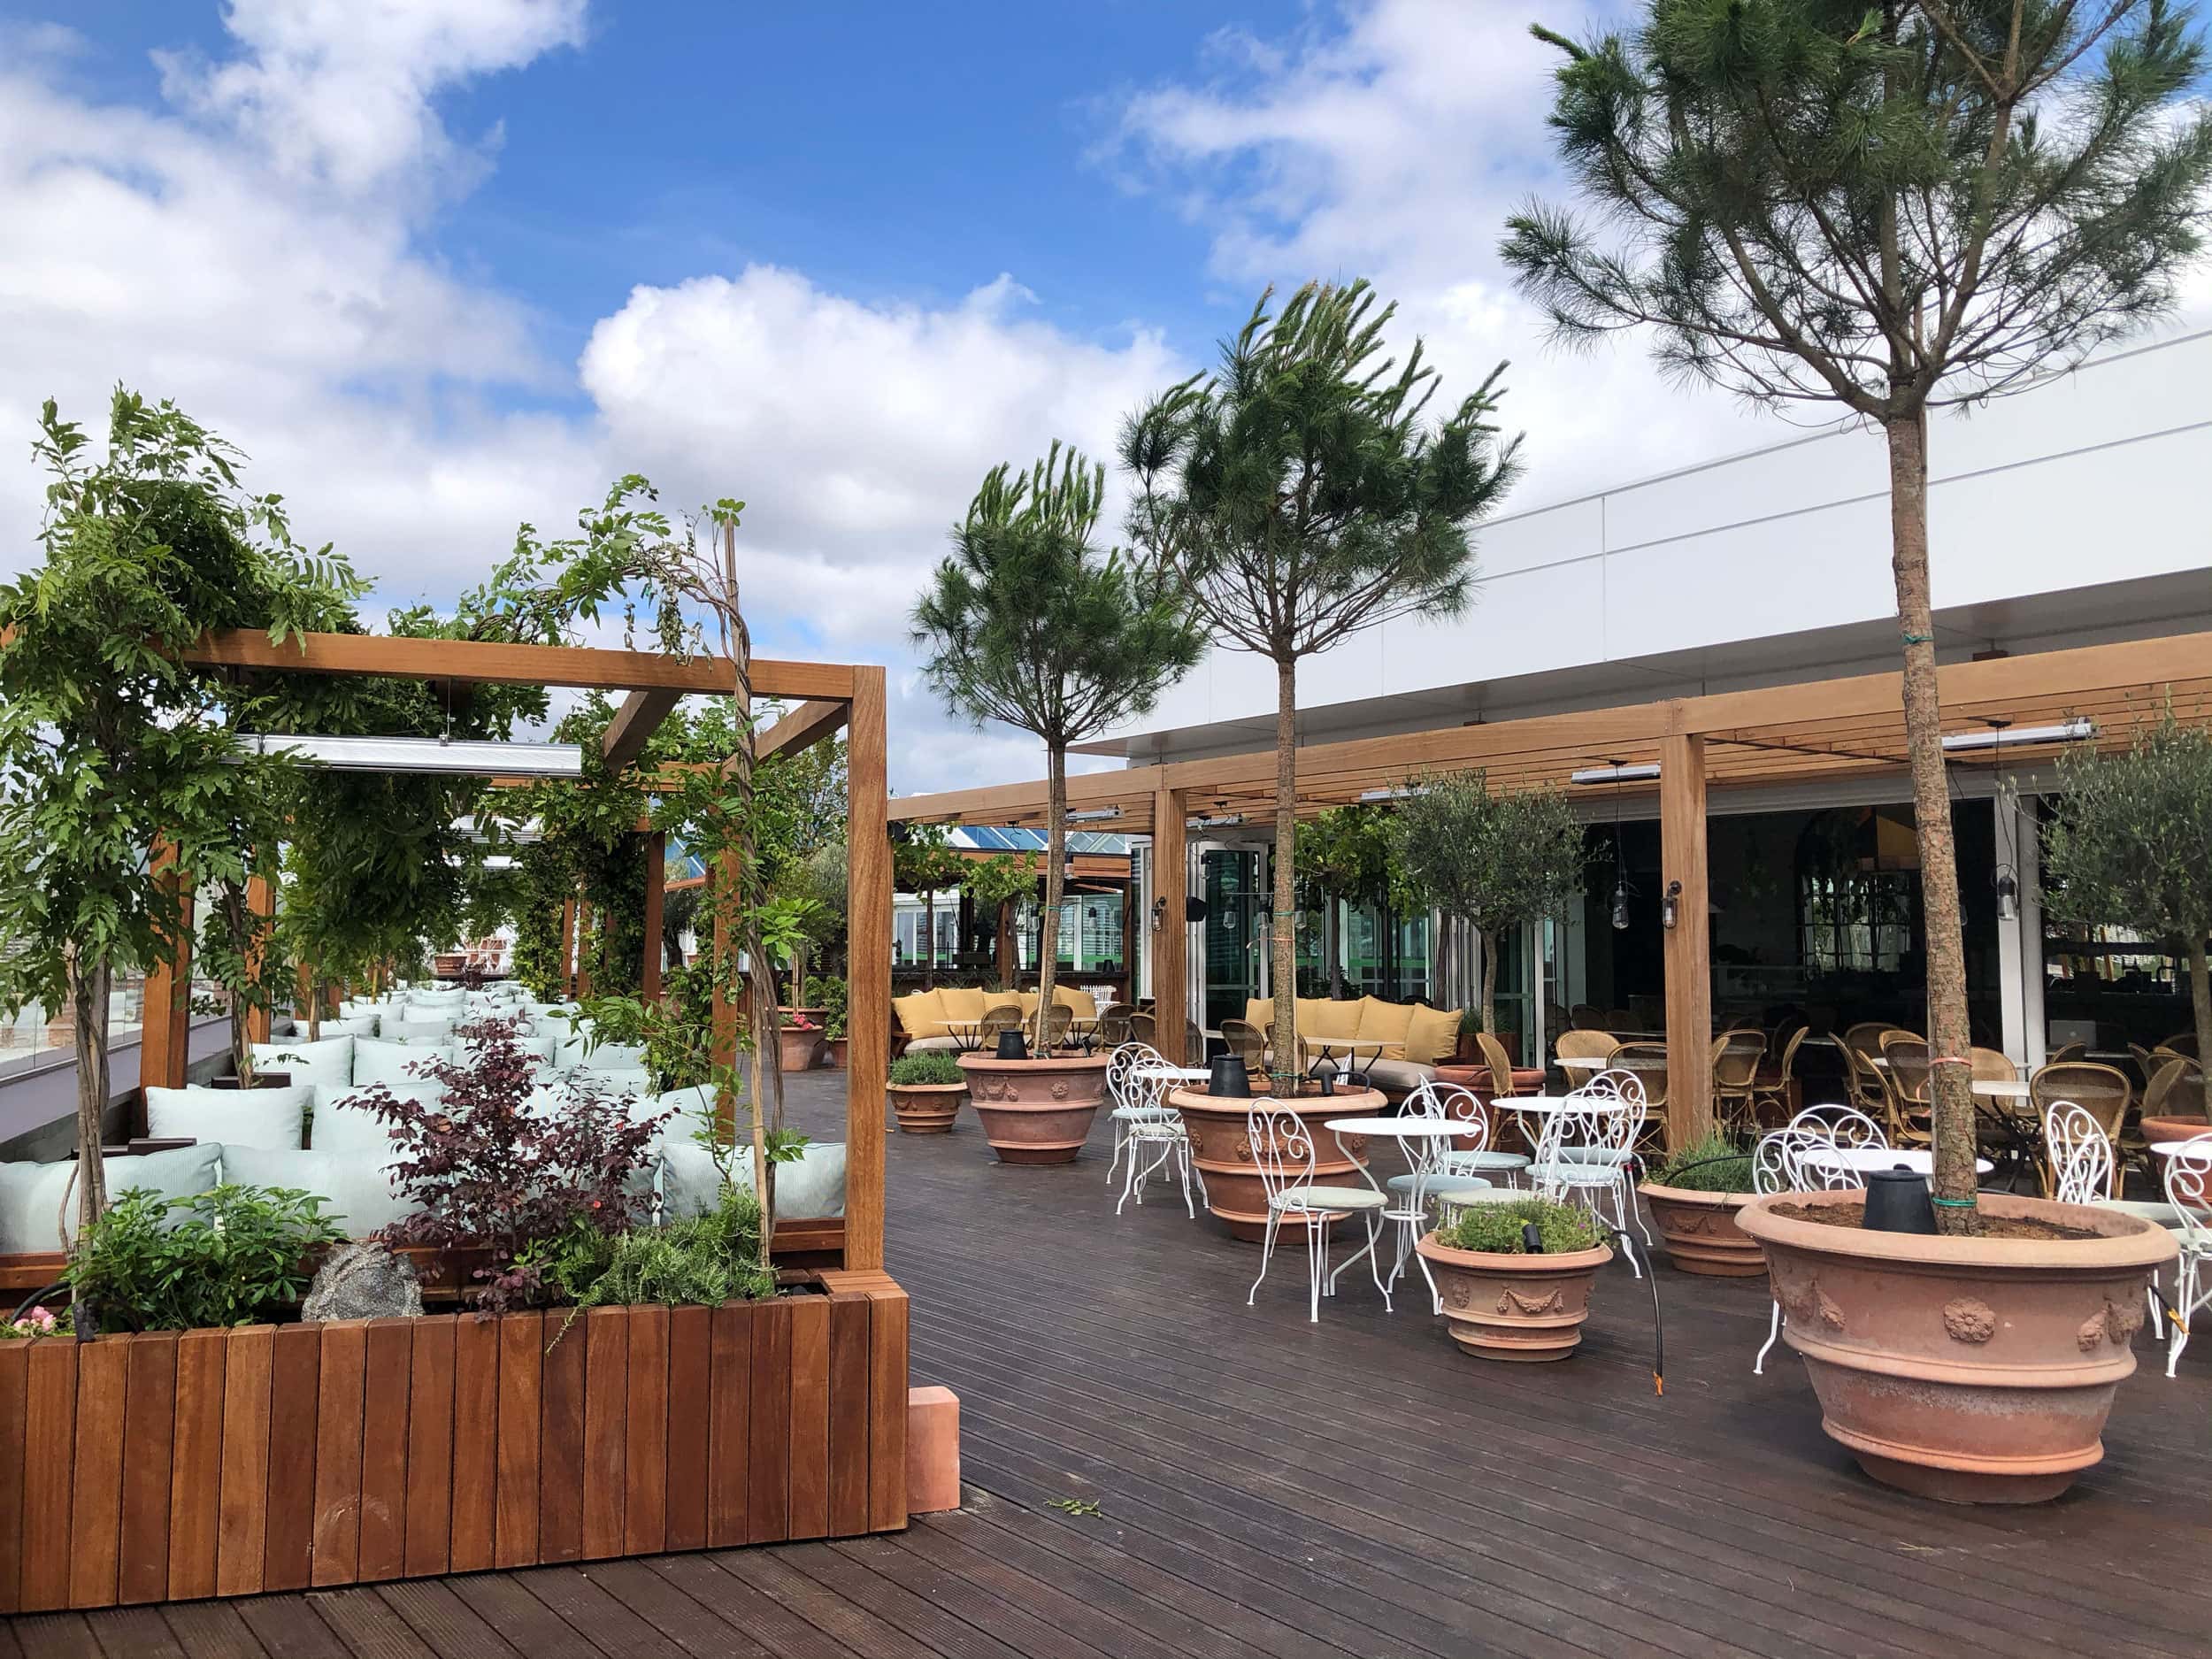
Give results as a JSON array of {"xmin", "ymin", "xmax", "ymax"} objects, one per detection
[{"xmin": 9, "ymin": 1071, "xmax": 2210, "ymax": 1658}]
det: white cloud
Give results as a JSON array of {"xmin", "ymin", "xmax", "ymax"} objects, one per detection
[
  {"xmin": 1107, "ymin": 0, "xmax": 1809, "ymax": 507},
  {"xmin": 0, "ymin": 4, "xmax": 1187, "ymax": 795}
]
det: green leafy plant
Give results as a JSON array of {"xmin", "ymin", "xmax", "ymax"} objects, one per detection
[
  {"xmin": 1434, "ymin": 1195, "xmax": 1602, "ymax": 1256},
  {"xmin": 1124, "ymin": 281, "xmax": 1522, "ymax": 1063},
  {"xmin": 1391, "ymin": 771, "xmax": 1586, "ymax": 1041},
  {"xmin": 534, "ymin": 1187, "xmax": 775, "ymax": 1343},
  {"xmin": 70, "ymin": 1184, "xmax": 343, "ymax": 1332},
  {"xmin": 2044, "ymin": 708, "xmax": 2212, "ymax": 1111},
  {"xmin": 1502, "ymin": 2, "xmax": 2212, "ymax": 1227},
  {"xmin": 815, "ymin": 975, "xmax": 849, "ymax": 1042},
  {"xmin": 1649, "ymin": 1133, "xmax": 1755, "ymax": 1194},
  {"xmin": 889, "ymin": 1051, "xmax": 966, "ymax": 1087},
  {"xmin": 915, "ymin": 443, "xmax": 1204, "ymax": 1048}
]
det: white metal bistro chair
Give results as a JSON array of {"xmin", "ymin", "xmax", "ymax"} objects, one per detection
[
  {"xmin": 1530, "ymin": 1071, "xmax": 1648, "ymax": 1276},
  {"xmin": 2160, "ymin": 1134, "xmax": 2212, "ymax": 1378},
  {"xmin": 1380, "ymin": 1084, "xmax": 1501, "ymax": 1309},
  {"xmin": 1246, "ymin": 1106, "xmax": 1391, "ymax": 1322},
  {"xmin": 1786, "ymin": 1103, "xmax": 1888, "ymax": 1148},
  {"xmin": 1750, "ymin": 1126, "xmax": 1864, "ymax": 1374},
  {"xmin": 1106, "ymin": 1041, "xmax": 1177, "ymax": 1187},
  {"xmin": 2047, "ymin": 1097, "xmax": 2181, "ymax": 1340},
  {"xmin": 1115, "ymin": 1059, "xmax": 1205, "ymax": 1217}
]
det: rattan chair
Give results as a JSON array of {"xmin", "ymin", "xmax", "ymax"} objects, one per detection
[
  {"xmin": 1569, "ymin": 1003, "xmax": 1604, "ymax": 1030},
  {"xmin": 1876, "ymin": 1032, "xmax": 1933, "ymax": 1148},
  {"xmin": 1476, "ymin": 1031, "xmax": 1533, "ymax": 1100},
  {"xmin": 1218, "ymin": 1018, "xmax": 1266, "ymax": 1071},
  {"xmin": 1096, "ymin": 1002, "xmax": 1137, "ymax": 1048},
  {"xmin": 1613, "ymin": 1041, "xmax": 1670, "ymax": 1152},
  {"xmin": 2159, "ymin": 1032, "xmax": 2200, "ymax": 1059},
  {"xmin": 2047, "ymin": 1041, "xmax": 2089, "ymax": 1064},
  {"xmin": 1753, "ymin": 1026, "xmax": 1810, "ymax": 1123},
  {"xmin": 1840, "ymin": 1023, "xmax": 1895, "ymax": 1117},
  {"xmin": 2031, "ymin": 1059, "xmax": 2131, "ymax": 1142},
  {"xmin": 1555, "ymin": 1030, "xmax": 1619, "ymax": 1091},
  {"xmin": 1127, "ymin": 1010, "xmax": 1156, "ymax": 1046},
  {"xmin": 1711, "ymin": 1031, "xmax": 1766, "ymax": 1138},
  {"xmin": 977, "ymin": 1002, "xmax": 1025, "ymax": 1048},
  {"xmin": 2145, "ymin": 1055, "xmax": 2207, "ymax": 1118}
]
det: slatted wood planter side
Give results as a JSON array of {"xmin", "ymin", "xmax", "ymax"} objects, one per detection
[{"xmin": 0, "ymin": 1274, "xmax": 907, "ymax": 1613}]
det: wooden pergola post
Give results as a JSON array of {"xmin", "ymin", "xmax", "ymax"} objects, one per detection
[
  {"xmin": 1151, "ymin": 787, "xmax": 1187, "ymax": 1064},
  {"xmin": 139, "ymin": 837, "xmax": 194, "ymax": 1092},
  {"xmin": 641, "ymin": 830, "xmax": 665, "ymax": 1004},
  {"xmin": 845, "ymin": 666, "xmax": 890, "ymax": 1272},
  {"xmin": 243, "ymin": 871, "xmax": 275, "ymax": 1045},
  {"xmin": 1661, "ymin": 727, "xmax": 1713, "ymax": 1148}
]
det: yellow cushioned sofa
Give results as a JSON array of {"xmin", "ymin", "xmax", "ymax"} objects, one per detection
[
  {"xmin": 893, "ymin": 984, "xmax": 1099, "ymax": 1051},
  {"xmin": 1243, "ymin": 995, "xmax": 1463, "ymax": 1097}
]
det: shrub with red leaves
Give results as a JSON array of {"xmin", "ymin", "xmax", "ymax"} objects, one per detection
[{"xmin": 349, "ymin": 1015, "xmax": 669, "ymax": 1311}]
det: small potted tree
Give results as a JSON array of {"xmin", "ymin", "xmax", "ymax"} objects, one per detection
[
  {"xmin": 914, "ymin": 442, "xmax": 1202, "ymax": 1164},
  {"xmin": 818, "ymin": 974, "xmax": 849, "ymax": 1069},
  {"xmin": 1417, "ymin": 1195, "xmax": 1612, "ymax": 1360},
  {"xmin": 1638, "ymin": 1133, "xmax": 1763, "ymax": 1277},
  {"xmin": 887, "ymin": 1051, "xmax": 967, "ymax": 1134}
]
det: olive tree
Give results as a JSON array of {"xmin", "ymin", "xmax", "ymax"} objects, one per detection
[{"xmin": 1502, "ymin": 0, "xmax": 2212, "ymax": 1226}]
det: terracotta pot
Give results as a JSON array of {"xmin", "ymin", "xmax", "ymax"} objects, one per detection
[
  {"xmin": 957, "ymin": 1053, "xmax": 1109, "ymax": 1164},
  {"xmin": 778, "ymin": 1026, "xmax": 824, "ymax": 1072},
  {"xmin": 825, "ymin": 1037, "xmax": 849, "ymax": 1070},
  {"xmin": 2140, "ymin": 1114, "xmax": 2209, "ymax": 1147},
  {"xmin": 1171, "ymin": 1086, "xmax": 1382, "ymax": 1243},
  {"xmin": 1639, "ymin": 1183, "xmax": 1765, "ymax": 1278},
  {"xmin": 1736, "ymin": 1189, "xmax": 2177, "ymax": 1504},
  {"xmin": 1416, "ymin": 1231, "xmax": 1612, "ymax": 1361},
  {"xmin": 887, "ymin": 1081, "xmax": 964, "ymax": 1134}
]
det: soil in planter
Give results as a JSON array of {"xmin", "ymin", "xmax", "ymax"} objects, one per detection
[{"xmin": 1767, "ymin": 1198, "xmax": 2104, "ymax": 1242}]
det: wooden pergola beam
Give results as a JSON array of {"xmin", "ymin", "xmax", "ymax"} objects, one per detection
[
  {"xmin": 757, "ymin": 699, "xmax": 849, "ymax": 764},
  {"xmin": 184, "ymin": 629, "xmax": 854, "ymax": 702},
  {"xmin": 603, "ymin": 688, "xmax": 685, "ymax": 774}
]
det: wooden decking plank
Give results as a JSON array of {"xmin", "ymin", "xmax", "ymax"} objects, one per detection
[
  {"xmin": 514, "ymin": 1560, "xmax": 733, "ymax": 1659},
  {"xmin": 303, "ymin": 1585, "xmax": 441, "ymax": 1659},
  {"xmin": 84, "ymin": 1604, "xmax": 186, "ymax": 1658},
  {"xmin": 646, "ymin": 1553, "xmax": 876, "ymax": 1659},
  {"xmin": 229, "ymin": 1593, "xmax": 347, "ymax": 1659},
  {"xmin": 155, "ymin": 1600, "xmax": 266, "ymax": 1659},
  {"xmin": 569, "ymin": 1557, "xmax": 775, "ymax": 1659},
  {"xmin": 825, "ymin": 1532, "xmax": 1142, "ymax": 1659},
  {"xmin": 370, "ymin": 1578, "xmax": 528, "ymax": 1659},
  {"xmin": 768, "ymin": 1539, "xmax": 1058, "ymax": 1659},
  {"xmin": 6, "ymin": 1614, "xmax": 103, "ymax": 1658},
  {"xmin": 436, "ymin": 1572, "xmax": 610, "ymax": 1659},
  {"xmin": 696, "ymin": 1548, "xmax": 956, "ymax": 1659}
]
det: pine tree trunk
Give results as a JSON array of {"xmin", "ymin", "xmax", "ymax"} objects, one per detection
[
  {"xmin": 1887, "ymin": 409, "xmax": 1978, "ymax": 1233},
  {"xmin": 1038, "ymin": 745, "xmax": 1066, "ymax": 1051},
  {"xmin": 1271, "ymin": 655, "xmax": 1299, "ymax": 1076},
  {"xmin": 2189, "ymin": 940, "xmax": 2212, "ymax": 1117},
  {"xmin": 65, "ymin": 944, "xmax": 109, "ymax": 1243}
]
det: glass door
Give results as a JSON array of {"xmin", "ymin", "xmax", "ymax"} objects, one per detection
[{"xmin": 1198, "ymin": 845, "xmax": 1263, "ymax": 1033}]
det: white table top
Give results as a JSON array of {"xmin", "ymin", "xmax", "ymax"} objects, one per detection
[
  {"xmin": 1801, "ymin": 1147, "xmax": 1995, "ymax": 1175},
  {"xmin": 1509, "ymin": 1095, "xmax": 1632, "ymax": 1114},
  {"xmin": 1324, "ymin": 1116, "xmax": 1464, "ymax": 1138},
  {"xmin": 2150, "ymin": 1136, "xmax": 2212, "ymax": 1157},
  {"xmin": 1306, "ymin": 1038, "xmax": 1386, "ymax": 1053},
  {"xmin": 1971, "ymin": 1079, "xmax": 2032, "ymax": 1098},
  {"xmin": 1138, "ymin": 1064, "xmax": 1211, "ymax": 1081}
]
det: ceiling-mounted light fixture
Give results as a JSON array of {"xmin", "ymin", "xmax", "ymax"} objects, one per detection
[
  {"xmin": 1940, "ymin": 718, "xmax": 2094, "ymax": 753},
  {"xmin": 1357, "ymin": 785, "xmax": 1425, "ymax": 803},
  {"xmin": 1571, "ymin": 763, "xmax": 1662, "ymax": 785},
  {"xmin": 233, "ymin": 733, "xmax": 584, "ymax": 778},
  {"xmin": 1065, "ymin": 807, "xmax": 1122, "ymax": 823},
  {"xmin": 1188, "ymin": 813, "xmax": 1245, "ymax": 828}
]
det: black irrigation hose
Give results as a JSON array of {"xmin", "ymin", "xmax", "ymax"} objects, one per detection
[
  {"xmin": 1517, "ymin": 1217, "xmax": 1667, "ymax": 1396},
  {"xmin": 10, "ymin": 1280, "xmax": 68, "ymax": 1325}
]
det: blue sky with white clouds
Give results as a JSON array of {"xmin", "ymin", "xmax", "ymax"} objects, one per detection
[{"xmin": 0, "ymin": 0, "xmax": 1801, "ymax": 790}]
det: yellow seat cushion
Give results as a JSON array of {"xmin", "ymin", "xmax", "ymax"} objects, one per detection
[
  {"xmin": 1355, "ymin": 997, "xmax": 1416, "ymax": 1061},
  {"xmin": 938, "ymin": 987, "xmax": 990, "ymax": 1022},
  {"xmin": 1055, "ymin": 987, "xmax": 1099, "ymax": 1020},
  {"xmin": 892, "ymin": 989, "xmax": 948, "ymax": 1040},
  {"xmin": 1016, "ymin": 990, "xmax": 1040, "ymax": 1018},
  {"xmin": 1297, "ymin": 997, "xmax": 1364, "ymax": 1041},
  {"xmin": 1404, "ymin": 1004, "xmax": 1463, "ymax": 1068}
]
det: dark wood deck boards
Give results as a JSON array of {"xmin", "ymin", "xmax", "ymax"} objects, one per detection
[{"xmin": 10, "ymin": 1070, "xmax": 2210, "ymax": 1658}]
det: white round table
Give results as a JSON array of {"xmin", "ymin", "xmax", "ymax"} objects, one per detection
[
  {"xmin": 1324, "ymin": 1116, "xmax": 1475, "ymax": 1312},
  {"xmin": 1801, "ymin": 1147, "xmax": 1994, "ymax": 1176},
  {"xmin": 2150, "ymin": 1136, "xmax": 2212, "ymax": 1157},
  {"xmin": 1306, "ymin": 1038, "xmax": 1387, "ymax": 1085},
  {"xmin": 1971, "ymin": 1079, "xmax": 2032, "ymax": 1099}
]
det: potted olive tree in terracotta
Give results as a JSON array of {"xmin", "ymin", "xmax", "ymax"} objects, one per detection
[
  {"xmin": 1639, "ymin": 1133, "xmax": 1763, "ymax": 1278},
  {"xmin": 887, "ymin": 1051, "xmax": 966, "ymax": 1134},
  {"xmin": 1417, "ymin": 1195, "xmax": 1611, "ymax": 1361},
  {"xmin": 1510, "ymin": 0, "xmax": 2197, "ymax": 1502},
  {"xmin": 914, "ymin": 442, "xmax": 1201, "ymax": 1164}
]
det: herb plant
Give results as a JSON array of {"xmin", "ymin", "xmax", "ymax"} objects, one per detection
[
  {"xmin": 1434, "ymin": 1195, "xmax": 1602, "ymax": 1256},
  {"xmin": 889, "ymin": 1052, "xmax": 966, "ymax": 1087},
  {"xmin": 70, "ymin": 1184, "xmax": 342, "ymax": 1332},
  {"xmin": 1649, "ymin": 1133, "xmax": 1756, "ymax": 1194}
]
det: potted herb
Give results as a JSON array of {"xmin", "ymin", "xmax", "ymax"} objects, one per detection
[
  {"xmin": 1416, "ymin": 1195, "xmax": 1611, "ymax": 1361},
  {"xmin": 818, "ymin": 974, "xmax": 849, "ymax": 1068},
  {"xmin": 915, "ymin": 442, "xmax": 1201, "ymax": 1161},
  {"xmin": 1639, "ymin": 1133, "xmax": 1763, "ymax": 1278},
  {"xmin": 887, "ymin": 1051, "xmax": 967, "ymax": 1134},
  {"xmin": 70, "ymin": 1184, "xmax": 343, "ymax": 1330}
]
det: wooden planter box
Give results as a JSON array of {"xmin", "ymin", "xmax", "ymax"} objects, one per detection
[{"xmin": 0, "ymin": 1269, "xmax": 908, "ymax": 1612}]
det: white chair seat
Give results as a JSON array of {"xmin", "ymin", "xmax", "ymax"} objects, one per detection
[
  {"xmin": 1556, "ymin": 1146, "xmax": 1635, "ymax": 1165},
  {"xmin": 1385, "ymin": 1171, "xmax": 1495, "ymax": 1197},
  {"xmin": 2095, "ymin": 1197, "xmax": 2201, "ymax": 1230},
  {"xmin": 1111, "ymin": 1103, "xmax": 1178, "ymax": 1123},
  {"xmin": 1444, "ymin": 1150, "xmax": 1530, "ymax": 1174},
  {"xmin": 1273, "ymin": 1185, "xmax": 1388, "ymax": 1211}
]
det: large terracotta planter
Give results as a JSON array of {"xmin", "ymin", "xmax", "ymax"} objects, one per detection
[
  {"xmin": 1415, "ymin": 1231, "xmax": 1613, "ymax": 1360},
  {"xmin": 1639, "ymin": 1183, "xmax": 1764, "ymax": 1278},
  {"xmin": 957, "ymin": 1052, "xmax": 1109, "ymax": 1164},
  {"xmin": 1171, "ymin": 1086, "xmax": 1382, "ymax": 1243},
  {"xmin": 1736, "ymin": 1189, "xmax": 2177, "ymax": 1504},
  {"xmin": 779, "ymin": 1026, "xmax": 824, "ymax": 1072},
  {"xmin": 2140, "ymin": 1114, "xmax": 2209, "ymax": 1148},
  {"xmin": 888, "ymin": 1080, "xmax": 965, "ymax": 1134}
]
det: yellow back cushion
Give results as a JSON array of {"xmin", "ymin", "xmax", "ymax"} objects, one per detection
[
  {"xmin": 892, "ymin": 989, "xmax": 946, "ymax": 1038},
  {"xmin": 1244, "ymin": 997, "xmax": 1276, "ymax": 1032},
  {"xmin": 938, "ymin": 987, "xmax": 989, "ymax": 1021},
  {"xmin": 1300, "ymin": 997, "xmax": 1363, "ymax": 1041},
  {"xmin": 1055, "ymin": 986, "xmax": 1098, "ymax": 1020},
  {"xmin": 1403, "ymin": 1004, "xmax": 1463, "ymax": 1068},
  {"xmin": 1355, "ymin": 996, "xmax": 1416, "ymax": 1060},
  {"xmin": 1016, "ymin": 989, "xmax": 1041, "ymax": 1017}
]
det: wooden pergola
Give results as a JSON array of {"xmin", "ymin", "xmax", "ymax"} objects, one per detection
[
  {"xmin": 887, "ymin": 630, "xmax": 2212, "ymax": 1146},
  {"xmin": 143, "ymin": 629, "xmax": 894, "ymax": 1274}
]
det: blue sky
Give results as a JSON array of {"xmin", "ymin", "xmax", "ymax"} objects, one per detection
[{"xmin": 0, "ymin": 0, "xmax": 1776, "ymax": 791}]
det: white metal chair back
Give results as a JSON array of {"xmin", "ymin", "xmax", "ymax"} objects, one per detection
[
  {"xmin": 1532, "ymin": 1082, "xmax": 1636, "ymax": 1197},
  {"xmin": 2164, "ymin": 1134, "xmax": 2212, "ymax": 1250},
  {"xmin": 1246, "ymin": 1108, "xmax": 1317, "ymax": 1208},
  {"xmin": 2044, "ymin": 1100, "xmax": 2116, "ymax": 1205},
  {"xmin": 1109, "ymin": 1041, "xmax": 1170, "ymax": 1110},
  {"xmin": 1394, "ymin": 1082, "xmax": 1451, "ymax": 1179},
  {"xmin": 1427, "ymin": 1081, "xmax": 1492, "ymax": 1159},
  {"xmin": 1786, "ymin": 1103, "xmax": 1886, "ymax": 1148}
]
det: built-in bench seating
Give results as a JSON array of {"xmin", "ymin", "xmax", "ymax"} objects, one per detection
[{"xmin": 1244, "ymin": 995, "xmax": 1464, "ymax": 1099}]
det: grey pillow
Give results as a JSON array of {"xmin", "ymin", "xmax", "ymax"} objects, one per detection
[
  {"xmin": 0, "ymin": 1143, "xmax": 225, "ymax": 1251},
  {"xmin": 249, "ymin": 1036, "xmax": 353, "ymax": 1089},
  {"xmin": 661, "ymin": 1141, "xmax": 846, "ymax": 1220},
  {"xmin": 351, "ymin": 1039, "xmax": 453, "ymax": 1088},
  {"xmin": 311, "ymin": 1080, "xmax": 442, "ymax": 1156},
  {"xmin": 218, "ymin": 1146, "xmax": 410, "ymax": 1238},
  {"xmin": 145, "ymin": 1085, "xmax": 311, "ymax": 1151}
]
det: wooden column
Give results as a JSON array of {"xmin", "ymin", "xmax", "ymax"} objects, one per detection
[
  {"xmin": 641, "ymin": 832, "xmax": 666, "ymax": 1005},
  {"xmin": 1120, "ymin": 876, "xmax": 1138, "ymax": 1007},
  {"xmin": 1151, "ymin": 788, "xmax": 1187, "ymax": 1065},
  {"xmin": 845, "ymin": 669, "xmax": 889, "ymax": 1273},
  {"xmin": 139, "ymin": 838, "xmax": 194, "ymax": 1092},
  {"xmin": 244, "ymin": 872, "xmax": 276, "ymax": 1045},
  {"xmin": 1661, "ymin": 730, "xmax": 1712, "ymax": 1148}
]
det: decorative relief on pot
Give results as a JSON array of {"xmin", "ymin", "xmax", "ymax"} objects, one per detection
[
  {"xmin": 1778, "ymin": 1273, "xmax": 1845, "ymax": 1331},
  {"xmin": 1496, "ymin": 1286, "xmax": 1565, "ymax": 1317},
  {"xmin": 1943, "ymin": 1297, "xmax": 1998, "ymax": 1345},
  {"xmin": 1049, "ymin": 1081, "xmax": 1070, "ymax": 1101},
  {"xmin": 1445, "ymin": 1279, "xmax": 1474, "ymax": 1311},
  {"xmin": 2078, "ymin": 1298, "xmax": 2143, "ymax": 1352}
]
